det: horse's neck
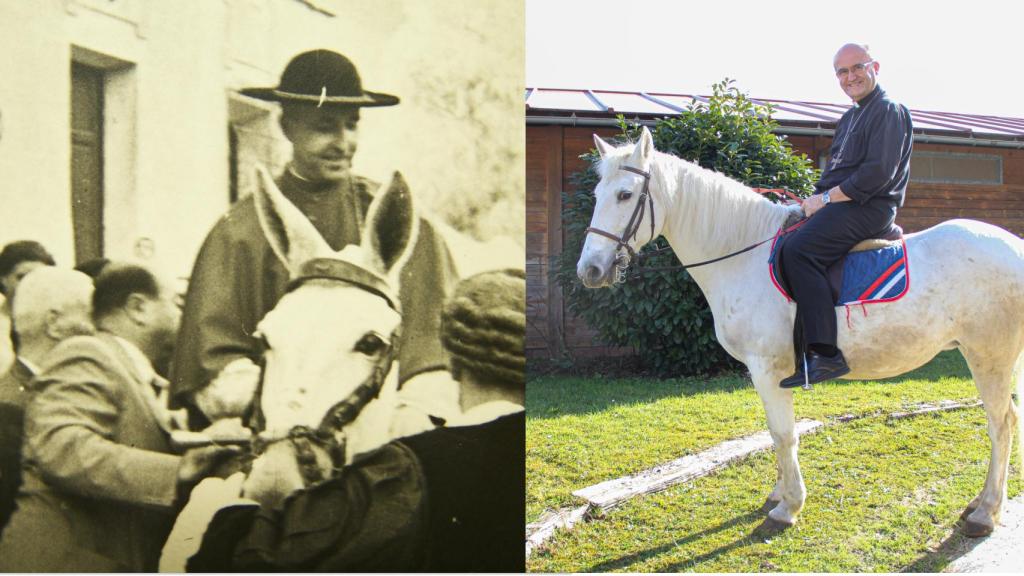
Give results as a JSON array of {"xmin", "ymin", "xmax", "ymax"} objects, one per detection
[{"xmin": 654, "ymin": 154, "xmax": 789, "ymax": 292}]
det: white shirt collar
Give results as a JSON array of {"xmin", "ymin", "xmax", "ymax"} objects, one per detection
[{"xmin": 446, "ymin": 400, "xmax": 523, "ymax": 427}]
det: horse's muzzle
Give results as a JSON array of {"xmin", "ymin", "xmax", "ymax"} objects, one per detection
[{"xmin": 579, "ymin": 263, "xmax": 609, "ymax": 288}]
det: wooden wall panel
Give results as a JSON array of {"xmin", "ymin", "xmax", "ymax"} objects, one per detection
[{"xmin": 525, "ymin": 126, "xmax": 560, "ymax": 354}]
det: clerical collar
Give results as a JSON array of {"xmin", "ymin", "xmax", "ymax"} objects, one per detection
[
  {"xmin": 855, "ymin": 85, "xmax": 882, "ymax": 108},
  {"xmin": 287, "ymin": 164, "xmax": 314, "ymax": 183},
  {"xmin": 283, "ymin": 164, "xmax": 345, "ymax": 194}
]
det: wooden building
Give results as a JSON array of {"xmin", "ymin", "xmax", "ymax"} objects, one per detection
[{"xmin": 526, "ymin": 88, "xmax": 1024, "ymax": 358}]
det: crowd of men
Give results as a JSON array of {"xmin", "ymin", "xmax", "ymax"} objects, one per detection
[{"xmin": 0, "ymin": 49, "xmax": 526, "ymax": 572}]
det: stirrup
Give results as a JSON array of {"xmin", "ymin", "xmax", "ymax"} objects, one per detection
[{"xmin": 802, "ymin": 353, "xmax": 812, "ymax": 391}]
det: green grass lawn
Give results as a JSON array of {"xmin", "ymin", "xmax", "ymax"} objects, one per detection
[{"xmin": 526, "ymin": 351, "xmax": 1022, "ymax": 572}]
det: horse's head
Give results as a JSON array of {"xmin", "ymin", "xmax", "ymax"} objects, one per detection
[
  {"xmin": 243, "ymin": 165, "xmax": 416, "ymax": 509},
  {"xmin": 577, "ymin": 126, "xmax": 665, "ymax": 288}
]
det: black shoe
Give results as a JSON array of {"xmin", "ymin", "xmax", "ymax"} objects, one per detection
[
  {"xmin": 804, "ymin": 350, "xmax": 850, "ymax": 384},
  {"xmin": 779, "ymin": 363, "xmax": 807, "ymax": 389},
  {"xmin": 780, "ymin": 350, "xmax": 851, "ymax": 389}
]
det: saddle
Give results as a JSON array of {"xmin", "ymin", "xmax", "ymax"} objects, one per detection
[{"xmin": 769, "ymin": 222, "xmax": 908, "ymax": 306}]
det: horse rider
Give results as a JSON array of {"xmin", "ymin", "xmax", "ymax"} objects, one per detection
[
  {"xmin": 777, "ymin": 43, "xmax": 913, "ymax": 388},
  {"xmin": 170, "ymin": 49, "xmax": 459, "ymax": 429}
]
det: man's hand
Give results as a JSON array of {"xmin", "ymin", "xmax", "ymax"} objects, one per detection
[
  {"xmin": 177, "ymin": 444, "xmax": 242, "ymax": 486},
  {"xmin": 802, "ymin": 193, "xmax": 826, "ymax": 218},
  {"xmin": 193, "ymin": 358, "xmax": 262, "ymax": 421},
  {"xmin": 159, "ymin": 472, "xmax": 256, "ymax": 572}
]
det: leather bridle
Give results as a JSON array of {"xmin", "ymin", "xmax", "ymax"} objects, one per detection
[
  {"xmin": 585, "ymin": 165, "xmax": 655, "ymax": 281},
  {"xmin": 247, "ymin": 257, "xmax": 401, "ymax": 487}
]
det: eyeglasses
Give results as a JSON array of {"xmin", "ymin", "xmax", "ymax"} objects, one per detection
[{"xmin": 835, "ymin": 60, "xmax": 874, "ymax": 79}]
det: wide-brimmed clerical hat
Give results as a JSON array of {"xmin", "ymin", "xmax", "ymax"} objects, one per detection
[{"xmin": 240, "ymin": 49, "xmax": 399, "ymax": 108}]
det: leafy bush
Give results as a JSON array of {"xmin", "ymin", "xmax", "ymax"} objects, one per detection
[{"xmin": 554, "ymin": 80, "xmax": 820, "ymax": 376}]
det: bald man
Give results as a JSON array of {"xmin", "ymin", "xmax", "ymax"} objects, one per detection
[
  {"xmin": 777, "ymin": 42, "xmax": 913, "ymax": 389},
  {"xmin": 0, "ymin": 267, "xmax": 94, "ymax": 532}
]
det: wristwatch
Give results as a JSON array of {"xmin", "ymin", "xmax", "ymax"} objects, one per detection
[{"xmin": 822, "ymin": 189, "xmax": 831, "ymax": 205}]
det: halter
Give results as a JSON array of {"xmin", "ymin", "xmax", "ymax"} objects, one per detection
[
  {"xmin": 248, "ymin": 257, "xmax": 402, "ymax": 487},
  {"xmin": 585, "ymin": 165, "xmax": 655, "ymax": 282}
]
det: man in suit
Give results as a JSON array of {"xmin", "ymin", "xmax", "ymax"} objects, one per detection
[
  {"xmin": 0, "ymin": 263, "xmax": 238, "ymax": 571},
  {"xmin": 0, "ymin": 267, "xmax": 95, "ymax": 533}
]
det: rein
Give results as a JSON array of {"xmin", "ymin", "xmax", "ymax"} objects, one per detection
[{"xmin": 586, "ymin": 165, "xmax": 806, "ymax": 281}]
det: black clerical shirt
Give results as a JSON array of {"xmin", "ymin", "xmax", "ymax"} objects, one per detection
[{"xmin": 815, "ymin": 85, "xmax": 913, "ymax": 208}]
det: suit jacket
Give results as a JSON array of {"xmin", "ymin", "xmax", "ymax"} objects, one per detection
[
  {"xmin": 0, "ymin": 333, "xmax": 182, "ymax": 572},
  {"xmin": 170, "ymin": 168, "xmax": 459, "ymax": 426},
  {"xmin": 0, "ymin": 358, "xmax": 33, "ymax": 532}
]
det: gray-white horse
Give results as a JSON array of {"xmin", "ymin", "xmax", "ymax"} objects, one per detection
[{"xmin": 577, "ymin": 126, "xmax": 1023, "ymax": 537}]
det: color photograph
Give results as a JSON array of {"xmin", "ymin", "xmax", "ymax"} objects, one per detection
[{"xmin": 526, "ymin": 0, "xmax": 1023, "ymax": 572}]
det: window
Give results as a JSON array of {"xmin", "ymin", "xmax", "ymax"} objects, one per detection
[{"xmin": 910, "ymin": 151, "xmax": 1002, "ymax": 185}]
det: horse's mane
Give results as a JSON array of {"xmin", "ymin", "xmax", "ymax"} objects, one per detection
[{"xmin": 598, "ymin": 145, "xmax": 793, "ymax": 258}]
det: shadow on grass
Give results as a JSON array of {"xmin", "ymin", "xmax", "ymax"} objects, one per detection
[
  {"xmin": 585, "ymin": 508, "xmax": 783, "ymax": 572},
  {"xmin": 528, "ymin": 350, "xmax": 972, "ymax": 420},
  {"xmin": 900, "ymin": 522, "xmax": 983, "ymax": 573},
  {"xmin": 527, "ymin": 374, "xmax": 751, "ymax": 420}
]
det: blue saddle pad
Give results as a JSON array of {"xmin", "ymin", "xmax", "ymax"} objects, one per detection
[{"xmin": 769, "ymin": 231, "xmax": 909, "ymax": 306}]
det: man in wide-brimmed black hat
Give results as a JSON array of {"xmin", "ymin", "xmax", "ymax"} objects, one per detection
[{"xmin": 171, "ymin": 50, "xmax": 458, "ymax": 429}]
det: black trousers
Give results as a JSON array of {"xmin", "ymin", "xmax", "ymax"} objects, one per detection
[{"xmin": 778, "ymin": 200, "xmax": 896, "ymax": 349}]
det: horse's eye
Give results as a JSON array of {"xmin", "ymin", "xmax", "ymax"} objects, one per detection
[
  {"xmin": 354, "ymin": 333, "xmax": 386, "ymax": 356},
  {"xmin": 617, "ymin": 189, "xmax": 633, "ymax": 201}
]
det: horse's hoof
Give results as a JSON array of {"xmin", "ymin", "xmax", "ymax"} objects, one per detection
[
  {"xmin": 962, "ymin": 518, "xmax": 994, "ymax": 538},
  {"xmin": 752, "ymin": 516, "xmax": 792, "ymax": 538},
  {"xmin": 760, "ymin": 498, "xmax": 781, "ymax": 513},
  {"xmin": 960, "ymin": 505, "xmax": 977, "ymax": 521}
]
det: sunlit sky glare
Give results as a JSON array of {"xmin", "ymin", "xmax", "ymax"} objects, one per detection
[{"xmin": 526, "ymin": 0, "xmax": 1023, "ymax": 118}]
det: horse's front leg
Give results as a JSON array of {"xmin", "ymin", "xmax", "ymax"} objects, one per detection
[{"xmin": 749, "ymin": 359, "xmax": 807, "ymax": 526}]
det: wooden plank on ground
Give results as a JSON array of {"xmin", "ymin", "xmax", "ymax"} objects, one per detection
[
  {"xmin": 887, "ymin": 399, "xmax": 982, "ymax": 420},
  {"xmin": 525, "ymin": 505, "xmax": 589, "ymax": 558},
  {"xmin": 572, "ymin": 419, "xmax": 824, "ymax": 513}
]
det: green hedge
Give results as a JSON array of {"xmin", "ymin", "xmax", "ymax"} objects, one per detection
[{"xmin": 554, "ymin": 80, "xmax": 820, "ymax": 376}]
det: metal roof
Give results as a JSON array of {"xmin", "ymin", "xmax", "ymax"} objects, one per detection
[{"xmin": 526, "ymin": 88, "xmax": 1024, "ymax": 147}]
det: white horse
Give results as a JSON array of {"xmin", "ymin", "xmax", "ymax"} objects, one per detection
[
  {"xmin": 577, "ymin": 126, "xmax": 1024, "ymax": 537},
  {"xmin": 239, "ymin": 164, "xmax": 418, "ymax": 510}
]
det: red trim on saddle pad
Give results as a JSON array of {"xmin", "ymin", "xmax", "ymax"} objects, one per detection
[{"xmin": 768, "ymin": 231, "xmax": 911, "ymax": 310}]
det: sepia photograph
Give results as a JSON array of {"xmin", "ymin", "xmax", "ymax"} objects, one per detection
[{"xmin": 0, "ymin": 0, "xmax": 524, "ymax": 571}]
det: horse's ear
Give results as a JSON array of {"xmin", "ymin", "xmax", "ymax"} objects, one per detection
[
  {"xmin": 593, "ymin": 134, "xmax": 614, "ymax": 158},
  {"xmin": 631, "ymin": 126, "xmax": 655, "ymax": 165},
  {"xmin": 361, "ymin": 171, "xmax": 419, "ymax": 278},
  {"xmin": 253, "ymin": 164, "xmax": 331, "ymax": 275}
]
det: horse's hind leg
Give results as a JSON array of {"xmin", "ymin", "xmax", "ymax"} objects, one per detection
[
  {"xmin": 959, "ymin": 346, "xmax": 1020, "ymax": 537},
  {"xmin": 750, "ymin": 364, "xmax": 806, "ymax": 525}
]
